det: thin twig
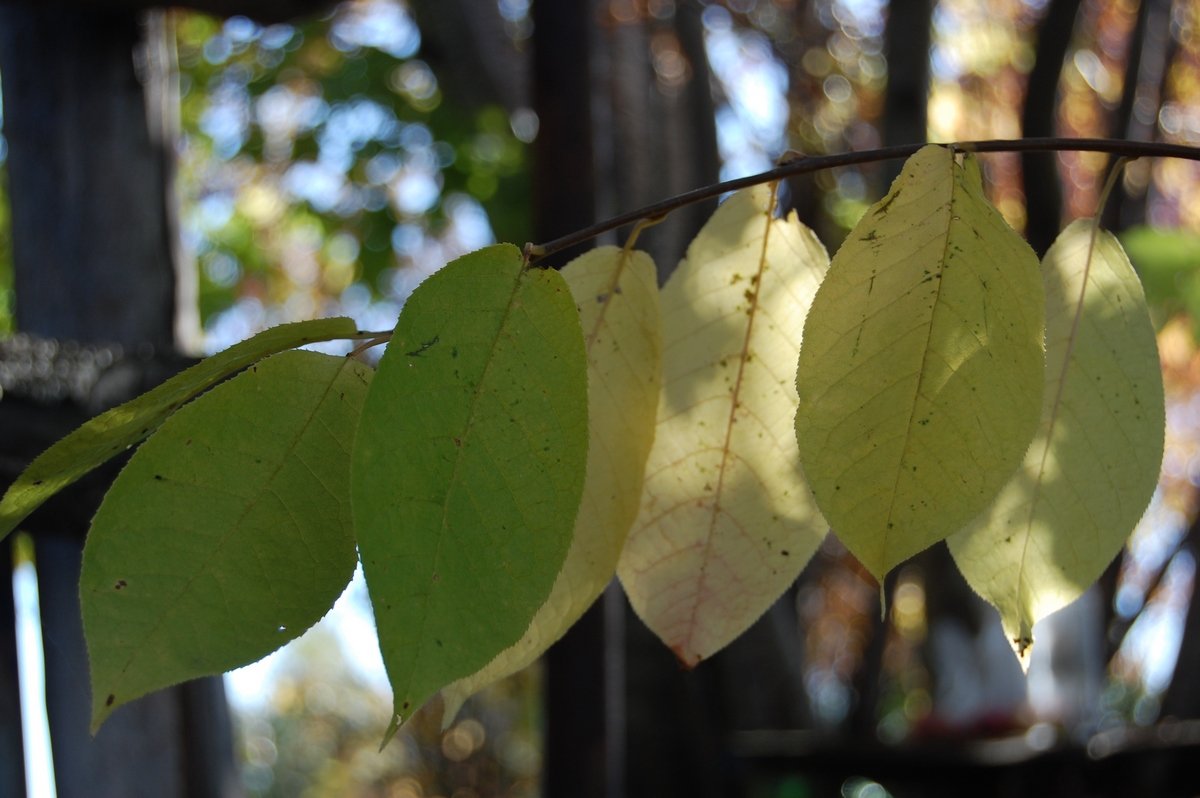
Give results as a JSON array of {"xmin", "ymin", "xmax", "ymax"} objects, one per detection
[{"xmin": 528, "ymin": 137, "xmax": 1200, "ymax": 262}]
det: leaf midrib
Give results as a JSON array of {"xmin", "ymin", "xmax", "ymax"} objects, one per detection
[
  {"xmin": 880, "ymin": 156, "xmax": 956, "ymax": 571},
  {"xmin": 1015, "ymin": 221, "xmax": 1102, "ymax": 636},
  {"xmin": 682, "ymin": 193, "xmax": 777, "ymax": 658},
  {"xmin": 401, "ymin": 264, "xmax": 529, "ymax": 707}
]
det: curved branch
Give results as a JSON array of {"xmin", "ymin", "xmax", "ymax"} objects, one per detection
[{"xmin": 529, "ymin": 137, "xmax": 1200, "ymax": 263}]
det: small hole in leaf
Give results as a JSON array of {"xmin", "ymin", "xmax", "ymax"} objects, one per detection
[{"xmin": 277, "ymin": 625, "xmax": 287, "ymax": 633}]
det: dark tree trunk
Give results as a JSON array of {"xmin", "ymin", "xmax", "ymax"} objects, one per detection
[
  {"xmin": 0, "ymin": 7, "xmax": 238, "ymax": 795},
  {"xmin": 531, "ymin": 4, "xmax": 610, "ymax": 798},
  {"xmin": 881, "ymin": 0, "xmax": 931, "ymax": 181},
  {"xmin": 596, "ymin": 1, "xmax": 720, "ymax": 280},
  {"xmin": 1103, "ymin": 0, "xmax": 1176, "ymax": 230},
  {"xmin": 1021, "ymin": 0, "xmax": 1083, "ymax": 255},
  {"xmin": 0, "ymin": 8, "xmax": 178, "ymax": 348},
  {"xmin": 406, "ymin": 0, "xmax": 528, "ymax": 115}
]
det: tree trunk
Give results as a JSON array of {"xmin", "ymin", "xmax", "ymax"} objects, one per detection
[
  {"xmin": 0, "ymin": 7, "xmax": 238, "ymax": 795},
  {"xmin": 1103, "ymin": 0, "xmax": 1176, "ymax": 230},
  {"xmin": 531, "ymin": 4, "xmax": 610, "ymax": 798},
  {"xmin": 881, "ymin": 0, "xmax": 931, "ymax": 179},
  {"xmin": 1021, "ymin": 0, "xmax": 1083, "ymax": 255}
]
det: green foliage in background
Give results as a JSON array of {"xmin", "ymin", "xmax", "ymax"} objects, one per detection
[{"xmin": 174, "ymin": 7, "xmax": 530, "ymax": 328}]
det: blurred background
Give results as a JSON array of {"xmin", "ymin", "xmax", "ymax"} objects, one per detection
[{"xmin": 1, "ymin": 0, "xmax": 1200, "ymax": 796}]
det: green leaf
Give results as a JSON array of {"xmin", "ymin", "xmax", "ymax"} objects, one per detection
[
  {"xmin": 0, "ymin": 316, "xmax": 360, "ymax": 541},
  {"xmin": 618, "ymin": 185, "xmax": 830, "ymax": 666},
  {"xmin": 795, "ymin": 145, "xmax": 1045, "ymax": 581},
  {"xmin": 440, "ymin": 245, "xmax": 662, "ymax": 726},
  {"xmin": 82, "ymin": 350, "xmax": 370, "ymax": 730},
  {"xmin": 949, "ymin": 219, "xmax": 1164, "ymax": 664},
  {"xmin": 352, "ymin": 243, "xmax": 588, "ymax": 735}
]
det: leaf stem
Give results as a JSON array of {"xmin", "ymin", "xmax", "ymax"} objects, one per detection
[
  {"xmin": 1095, "ymin": 157, "xmax": 1130, "ymax": 220},
  {"xmin": 528, "ymin": 137, "xmax": 1200, "ymax": 262},
  {"xmin": 347, "ymin": 330, "xmax": 393, "ymax": 358}
]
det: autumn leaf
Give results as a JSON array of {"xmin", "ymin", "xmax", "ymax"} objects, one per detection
[
  {"xmin": 949, "ymin": 218, "xmax": 1164, "ymax": 665},
  {"xmin": 795, "ymin": 145, "xmax": 1045, "ymax": 582},
  {"xmin": 619, "ymin": 184, "xmax": 829, "ymax": 666}
]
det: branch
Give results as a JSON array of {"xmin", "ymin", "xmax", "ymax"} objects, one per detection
[{"xmin": 528, "ymin": 137, "xmax": 1200, "ymax": 263}]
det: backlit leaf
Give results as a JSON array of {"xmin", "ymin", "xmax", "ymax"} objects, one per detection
[
  {"xmin": 0, "ymin": 316, "xmax": 360, "ymax": 541},
  {"xmin": 795, "ymin": 145, "xmax": 1045, "ymax": 581},
  {"xmin": 82, "ymin": 350, "xmax": 370, "ymax": 730},
  {"xmin": 618, "ymin": 185, "xmax": 829, "ymax": 666},
  {"xmin": 440, "ymin": 245, "xmax": 662, "ymax": 726},
  {"xmin": 949, "ymin": 219, "xmax": 1164, "ymax": 664},
  {"xmin": 352, "ymin": 244, "xmax": 588, "ymax": 738}
]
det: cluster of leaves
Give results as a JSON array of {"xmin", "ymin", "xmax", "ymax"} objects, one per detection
[{"xmin": 0, "ymin": 144, "xmax": 1165, "ymax": 740}]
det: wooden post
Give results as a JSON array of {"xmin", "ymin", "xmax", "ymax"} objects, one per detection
[{"xmin": 0, "ymin": 7, "xmax": 238, "ymax": 795}]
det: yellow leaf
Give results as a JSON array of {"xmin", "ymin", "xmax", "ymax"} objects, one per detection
[
  {"xmin": 439, "ymin": 246, "xmax": 662, "ymax": 725},
  {"xmin": 618, "ymin": 184, "xmax": 829, "ymax": 666},
  {"xmin": 795, "ymin": 145, "xmax": 1045, "ymax": 581},
  {"xmin": 948, "ymin": 219, "xmax": 1164, "ymax": 665}
]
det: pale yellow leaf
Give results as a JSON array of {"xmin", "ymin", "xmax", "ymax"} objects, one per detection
[
  {"xmin": 949, "ymin": 218, "xmax": 1164, "ymax": 665},
  {"xmin": 618, "ymin": 184, "xmax": 829, "ymax": 666},
  {"xmin": 439, "ymin": 246, "xmax": 662, "ymax": 725},
  {"xmin": 795, "ymin": 145, "xmax": 1045, "ymax": 581}
]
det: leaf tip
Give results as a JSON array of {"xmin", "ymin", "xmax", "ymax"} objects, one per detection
[
  {"xmin": 1011, "ymin": 633, "xmax": 1035, "ymax": 674},
  {"xmin": 379, "ymin": 712, "xmax": 403, "ymax": 752},
  {"xmin": 90, "ymin": 692, "xmax": 118, "ymax": 736},
  {"xmin": 670, "ymin": 644, "xmax": 702, "ymax": 671},
  {"xmin": 439, "ymin": 688, "xmax": 468, "ymax": 732}
]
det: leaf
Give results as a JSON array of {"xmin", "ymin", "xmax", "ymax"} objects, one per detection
[
  {"xmin": 82, "ymin": 350, "xmax": 370, "ymax": 730},
  {"xmin": 439, "ymin": 245, "xmax": 662, "ymax": 726},
  {"xmin": 794, "ymin": 145, "xmax": 1045, "ymax": 581},
  {"xmin": 352, "ymin": 243, "xmax": 588, "ymax": 736},
  {"xmin": 0, "ymin": 316, "xmax": 360, "ymax": 541},
  {"xmin": 617, "ymin": 185, "xmax": 830, "ymax": 666},
  {"xmin": 948, "ymin": 219, "xmax": 1164, "ymax": 664}
]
